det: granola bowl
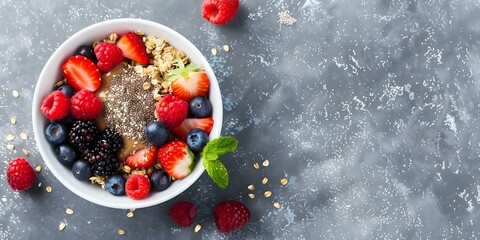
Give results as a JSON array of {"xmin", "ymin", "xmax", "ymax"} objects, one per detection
[{"xmin": 32, "ymin": 19, "xmax": 222, "ymax": 209}]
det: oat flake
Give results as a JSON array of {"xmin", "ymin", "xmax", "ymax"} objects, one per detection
[
  {"xmin": 66, "ymin": 208, "xmax": 74, "ymax": 215},
  {"xmin": 280, "ymin": 178, "xmax": 289, "ymax": 186},
  {"xmin": 223, "ymin": 45, "xmax": 230, "ymax": 52},
  {"xmin": 59, "ymin": 222, "xmax": 66, "ymax": 231},
  {"xmin": 19, "ymin": 133, "xmax": 28, "ymax": 140},
  {"xmin": 262, "ymin": 177, "xmax": 269, "ymax": 185},
  {"xmin": 12, "ymin": 90, "xmax": 19, "ymax": 98},
  {"xmin": 262, "ymin": 159, "xmax": 270, "ymax": 167},
  {"xmin": 6, "ymin": 134, "xmax": 15, "ymax": 141},
  {"xmin": 22, "ymin": 149, "xmax": 29, "ymax": 156},
  {"xmin": 248, "ymin": 193, "xmax": 255, "ymax": 199},
  {"xmin": 211, "ymin": 48, "xmax": 217, "ymax": 56},
  {"xmin": 35, "ymin": 166, "xmax": 42, "ymax": 173},
  {"xmin": 194, "ymin": 224, "xmax": 201, "ymax": 233},
  {"xmin": 118, "ymin": 229, "xmax": 125, "ymax": 235},
  {"xmin": 6, "ymin": 145, "xmax": 14, "ymax": 150},
  {"xmin": 274, "ymin": 202, "xmax": 281, "ymax": 209},
  {"xmin": 264, "ymin": 191, "xmax": 272, "ymax": 198},
  {"xmin": 10, "ymin": 117, "xmax": 16, "ymax": 125},
  {"xmin": 46, "ymin": 186, "xmax": 52, "ymax": 193},
  {"xmin": 248, "ymin": 184, "xmax": 255, "ymax": 190},
  {"xmin": 253, "ymin": 163, "xmax": 260, "ymax": 169}
]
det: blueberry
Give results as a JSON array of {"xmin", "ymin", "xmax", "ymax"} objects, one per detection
[
  {"xmin": 75, "ymin": 45, "xmax": 98, "ymax": 63},
  {"xmin": 150, "ymin": 169, "xmax": 171, "ymax": 191},
  {"xmin": 58, "ymin": 114, "xmax": 76, "ymax": 128},
  {"xmin": 55, "ymin": 144, "xmax": 77, "ymax": 166},
  {"xmin": 105, "ymin": 174, "xmax": 126, "ymax": 196},
  {"xmin": 189, "ymin": 96, "xmax": 212, "ymax": 118},
  {"xmin": 45, "ymin": 123, "xmax": 68, "ymax": 145},
  {"xmin": 57, "ymin": 84, "xmax": 75, "ymax": 98},
  {"xmin": 186, "ymin": 128, "xmax": 208, "ymax": 153},
  {"xmin": 72, "ymin": 159, "xmax": 92, "ymax": 181},
  {"xmin": 144, "ymin": 121, "xmax": 169, "ymax": 146}
]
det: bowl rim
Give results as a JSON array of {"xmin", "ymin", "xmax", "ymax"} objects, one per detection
[{"xmin": 32, "ymin": 18, "xmax": 223, "ymax": 209}]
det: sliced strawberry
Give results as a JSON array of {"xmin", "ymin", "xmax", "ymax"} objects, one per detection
[
  {"xmin": 157, "ymin": 141, "xmax": 195, "ymax": 180},
  {"xmin": 125, "ymin": 146, "xmax": 158, "ymax": 168},
  {"xmin": 167, "ymin": 57, "xmax": 210, "ymax": 102},
  {"xmin": 116, "ymin": 32, "xmax": 149, "ymax": 65},
  {"xmin": 62, "ymin": 55, "xmax": 102, "ymax": 92},
  {"xmin": 171, "ymin": 118, "xmax": 214, "ymax": 141}
]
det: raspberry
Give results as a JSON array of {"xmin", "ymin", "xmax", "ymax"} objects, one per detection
[
  {"xmin": 169, "ymin": 201, "xmax": 197, "ymax": 227},
  {"xmin": 41, "ymin": 90, "xmax": 71, "ymax": 120},
  {"xmin": 94, "ymin": 42, "xmax": 124, "ymax": 72},
  {"xmin": 125, "ymin": 174, "xmax": 150, "ymax": 200},
  {"xmin": 6, "ymin": 157, "xmax": 36, "ymax": 191},
  {"xmin": 202, "ymin": 0, "xmax": 239, "ymax": 25},
  {"xmin": 155, "ymin": 94, "xmax": 188, "ymax": 129},
  {"xmin": 70, "ymin": 89, "xmax": 102, "ymax": 120},
  {"xmin": 214, "ymin": 200, "xmax": 250, "ymax": 233}
]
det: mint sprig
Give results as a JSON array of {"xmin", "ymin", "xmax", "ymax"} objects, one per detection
[{"xmin": 201, "ymin": 136, "xmax": 238, "ymax": 189}]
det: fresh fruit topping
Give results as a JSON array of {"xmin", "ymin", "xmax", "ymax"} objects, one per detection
[
  {"xmin": 76, "ymin": 45, "xmax": 98, "ymax": 63},
  {"xmin": 170, "ymin": 201, "xmax": 197, "ymax": 227},
  {"xmin": 94, "ymin": 42, "xmax": 124, "ymax": 72},
  {"xmin": 189, "ymin": 96, "xmax": 212, "ymax": 118},
  {"xmin": 69, "ymin": 120, "xmax": 99, "ymax": 151},
  {"xmin": 155, "ymin": 94, "xmax": 188, "ymax": 129},
  {"xmin": 6, "ymin": 157, "xmax": 36, "ymax": 191},
  {"xmin": 57, "ymin": 83, "xmax": 76, "ymax": 98},
  {"xmin": 145, "ymin": 121, "xmax": 169, "ymax": 146},
  {"xmin": 167, "ymin": 57, "xmax": 210, "ymax": 102},
  {"xmin": 86, "ymin": 140, "xmax": 114, "ymax": 164},
  {"xmin": 105, "ymin": 174, "xmax": 126, "ymax": 196},
  {"xmin": 90, "ymin": 154, "xmax": 119, "ymax": 176},
  {"xmin": 186, "ymin": 128, "xmax": 208, "ymax": 153},
  {"xmin": 72, "ymin": 159, "xmax": 92, "ymax": 181},
  {"xmin": 150, "ymin": 169, "xmax": 171, "ymax": 191},
  {"xmin": 101, "ymin": 128, "xmax": 123, "ymax": 153},
  {"xmin": 116, "ymin": 32, "xmax": 149, "ymax": 65},
  {"xmin": 202, "ymin": 0, "xmax": 239, "ymax": 25},
  {"xmin": 125, "ymin": 174, "xmax": 150, "ymax": 200},
  {"xmin": 59, "ymin": 114, "xmax": 76, "ymax": 128},
  {"xmin": 45, "ymin": 123, "xmax": 68, "ymax": 145},
  {"xmin": 214, "ymin": 200, "xmax": 250, "ymax": 233},
  {"xmin": 201, "ymin": 137, "xmax": 238, "ymax": 188},
  {"xmin": 125, "ymin": 146, "xmax": 158, "ymax": 168},
  {"xmin": 157, "ymin": 141, "xmax": 195, "ymax": 180},
  {"xmin": 41, "ymin": 91, "xmax": 71, "ymax": 120},
  {"xmin": 55, "ymin": 144, "xmax": 78, "ymax": 166},
  {"xmin": 70, "ymin": 89, "xmax": 102, "ymax": 120},
  {"xmin": 171, "ymin": 118, "xmax": 214, "ymax": 141},
  {"xmin": 62, "ymin": 55, "xmax": 102, "ymax": 92}
]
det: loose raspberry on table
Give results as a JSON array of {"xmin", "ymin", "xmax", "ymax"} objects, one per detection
[
  {"xmin": 155, "ymin": 94, "xmax": 188, "ymax": 129},
  {"xmin": 202, "ymin": 0, "xmax": 239, "ymax": 25},
  {"xmin": 214, "ymin": 200, "xmax": 250, "ymax": 233},
  {"xmin": 169, "ymin": 201, "xmax": 197, "ymax": 227},
  {"xmin": 125, "ymin": 174, "xmax": 150, "ymax": 200},
  {"xmin": 41, "ymin": 90, "xmax": 71, "ymax": 120},
  {"xmin": 70, "ymin": 89, "xmax": 102, "ymax": 120},
  {"xmin": 6, "ymin": 157, "xmax": 36, "ymax": 191}
]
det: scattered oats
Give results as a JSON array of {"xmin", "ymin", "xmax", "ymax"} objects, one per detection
[
  {"xmin": 262, "ymin": 177, "xmax": 269, "ymax": 185},
  {"xmin": 143, "ymin": 82, "xmax": 151, "ymax": 90},
  {"xmin": 6, "ymin": 144, "xmax": 14, "ymax": 150},
  {"xmin": 6, "ymin": 134, "xmax": 15, "ymax": 141},
  {"xmin": 35, "ymin": 166, "xmax": 42, "ymax": 173},
  {"xmin": 278, "ymin": 10, "xmax": 297, "ymax": 26},
  {"xmin": 247, "ymin": 184, "xmax": 255, "ymax": 190},
  {"xmin": 117, "ymin": 229, "xmax": 125, "ymax": 235},
  {"xmin": 10, "ymin": 116, "xmax": 16, "ymax": 125},
  {"xmin": 38, "ymin": 182, "xmax": 42, "ymax": 187},
  {"xmin": 12, "ymin": 90, "xmax": 19, "ymax": 98},
  {"xmin": 273, "ymin": 202, "xmax": 281, "ymax": 209},
  {"xmin": 194, "ymin": 224, "xmax": 201, "ymax": 233},
  {"xmin": 46, "ymin": 186, "xmax": 52, "ymax": 193},
  {"xmin": 248, "ymin": 193, "xmax": 255, "ymax": 199},
  {"xmin": 55, "ymin": 80, "xmax": 64, "ymax": 87},
  {"xmin": 22, "ymin": 149, "xmax": 29, "ymax": 156},
  {"xmin": 253, "ymin": 163, "xmax": 259, "ymax": 169},
  {"xmin": 262, "ymin": 159, "xmax": 270, "ymax": 167},
  {"xmin": 130, "ymin": 208, "xmax": 136, "ymax": 212},
  {"xmin": 264, "ymin": 191, "xmax": 272, "ymax": 198},
  {"xmin": 280, "ymin": 178, "xmax": 289, "ymax": 186},
  {"xmin": 223, "ymin": 45, "xmax": 230, "ymax": 52},
  {"xmin": 58, "ymin": 222, "xmax": 66, "ymax": 231},
  {"xmin": 66, "ymin": 208, "xmax": 74, "ymax": 215},
  {"xmin": 211, "ymin": 48, "xmax": 217, "ymax": 56},
  {"xmin": 126, "ymin": 211, "xmax": 134, "ymax": 218},
  {"xmin": 19, "ymin": 133, "xmax": 28, "ymax": 140}
]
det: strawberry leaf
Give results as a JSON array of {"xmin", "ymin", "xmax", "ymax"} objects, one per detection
[{"xmin": 203, "ymin": 159, "xmax": 229, "ymax": 189}]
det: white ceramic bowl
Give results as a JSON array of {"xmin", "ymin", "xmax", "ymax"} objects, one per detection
[{"xmin": 32, "ymin": 19, "xmax": 222, "ymax": 209}]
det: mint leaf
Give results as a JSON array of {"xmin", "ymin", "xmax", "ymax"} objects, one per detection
[
  {"xmin": 203, "ymin": 159, "xmax": 229, "ymax": 189},
  {"xmin": 201, "ymin": 136, "xmax": 238, "ymax": 157}
]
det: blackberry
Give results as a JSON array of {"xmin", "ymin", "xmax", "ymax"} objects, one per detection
[
  {"xmin": 90, "ymin": 155, "xmax": 119, "ymax": 176},
  {"xmin": 102, "ymin": 128, "xmax": 123, "ymax": 152},
  {"xmin": 69, "ymin": 120, "xmax": 99, "ymax": 152},
  {"xmin": 85, "ymin": 140, "xmax": 112, "ymax": 164}
]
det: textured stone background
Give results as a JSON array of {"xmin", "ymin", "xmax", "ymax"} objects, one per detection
[{"xmin": 2, "ymin": 0, "xmax": 480, "ymax": 239}]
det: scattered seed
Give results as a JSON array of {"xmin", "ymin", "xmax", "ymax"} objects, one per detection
[
  {"xmin": 10, "ymin": 117, "xmax": 16, "ymax": 125},
  {"xmin": 248, "ymin": 193, "xmax": 255, "ymax": 199},
  {"xmin": 46, "ymin": 186, "xmax": 52, "ymax": 193},
  {"xmin": 273, "ymin": 202, "xmax": 281, "ymax": 209},
  {"xmin": 19, "ymin": 133, "xmax": 28, "ymax": 140},
  {"xmin": 12, "ymin": 90, "xmax": 19, "ymax": 98},
  {"xmin": 58, "ymin": 222, "xmax": 66, "ymax": 231},
  {"xmin": 38, "ymin": 182, "xmax": 42, "ymax": 187},
  {"xmin": 253, "ymin": 163, "xmax": 259, "ymax": 169},
  {"xmin": 223, "ymin": 45, "xmax": 230, "ymax": 52},
  {"xmin": 117, "ymin": 229, "xmax": 125, "ymax": 235},
  {"xmin": 194, "ymin": 224, "xmax": 201, "ymax": 233},
  {"xmin": 211, "ymin": 48, "xmax": 217, "ymax": 56},
  {"xmin": 6, "ymin": 134, "xmax": 15, "ymax": 141},
  {"xmin": 262, "ymin": 177, "xmax": 269, "ymax": 185},
  {"xmin": 55, "ymin": 80, "xmax": 64, "ymax": 87},
  {"xmin": 247, "ymin": 184, "xmax": 255, "ymax": 190},
  {"xmin": 6, "ymin": 144, "xmax": 14, "ymax": 150},
  {"xmin": 22, "ymin": 149, "xmax": 29, "ymax": 156},
  {"xmin": 280, "ymin": 178, "xmax": 289, "ymax": 186},
  {"xmin": 262, "ymin": 159, "xmax": 270, "ymax": 167},
  {"xmin": 66, "ymin": 208, "xmax": 74, "ymax": 215},
  {"xmin": 126, "ymin": 211, "xmax": 134, "ymax": 218},
  {"xmin": 264, "ymin": 191, "xmax": 272, "ymax": 198},
  {"xmin": 35, "ymin": 166, "xmax": 42, "ymax": 173}
]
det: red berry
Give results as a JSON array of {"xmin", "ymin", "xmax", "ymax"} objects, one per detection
[
  {"xmin": 70, "ymin": 89, "xmax": 102, "ymax": 120},
  {"xmin": 41, "ymin": 90, "xmax": 71, "ymax": 120},
  {"xmin": 94, "ymin": 42, "xmax": 124, "ymax": 72},
  {"xmin": 157, "ymin": 141, "xmax": 194, "ymax": 180},
  {"xmin": 116, "ymin": 32, "xmax": 150, "ymax": 65},
  {"xmin": 125, "ymin": 174, "xmax": 150, "ymax": 200},
  {"xmin": 170, "ymin": 201, "xmax": 197, "ymax": 227},
  {"xmin": 62, "ymin": 55, "xmax": 102, "ymax": 92},
  {"xmin": 6, "ymin": 157, "xmax": 36, "ymax": 191},
  {"xmin": 155, "ymin": 94, "xmax": 188, "ymax": 129},
  {"xmin": 202, "ymin": 0, "xmax": 239, "ymax": 25},
  {"xmin": 214, "ymin": 200, "xmax": 250, "ymax": 233}
]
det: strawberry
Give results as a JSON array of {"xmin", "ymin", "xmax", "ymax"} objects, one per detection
[
  {"xmin": 214, "ymin": 200, "xmax": 250, "ymax": 233},
  {"xmin": 62, "ymin": 55, "xmax": 102, "ymax": 92},
  {"xmin": 157, "ymin": 141, "xmax": 195, "ymax": 180},
  {"xmin": 155, "ymin": 94, "xmax": 188, "ymax": 129},
  {"xmin": 167, "ymin": 57, "xmax": 210, "ymax": 102},
  {"xmin": 202, "ymin": 0, "xmax": 240, "ymax": 25},
  {"xmin": 116, "ymin": 32, "xmax": 149, "ymax": 65},
  {"xmin": 125, "ymin": 146, "xmax": 158, "ymax": 168},
  {"xmin": 6, "ymin": 157, "xmax": 36, "ymax": 191},
  {"xmin": 171, "ymin": 118, "xmax": 214, "ymax": 141}
]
